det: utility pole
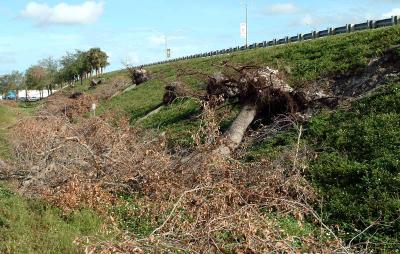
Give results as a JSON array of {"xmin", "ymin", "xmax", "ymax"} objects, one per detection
[
  {"xmin": 240, "ymin": 0, "xmax": 248, "ymax": 47},
  {"xmin": 165, "ymin": 35, "xmax": 171, "ymax": 60},
  {"xmin": 245, "ymin": 0, "xmax": 248, "ymax": 47}
]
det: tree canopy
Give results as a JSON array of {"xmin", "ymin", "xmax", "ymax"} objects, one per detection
[{"xmin": 1, "ymin": 48, "xmax": 109, "ymax": 97}]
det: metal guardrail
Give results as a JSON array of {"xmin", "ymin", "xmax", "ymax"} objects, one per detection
[{"xmin": 137, "ymin": 16, "xmax": 399, "ymax": 68}]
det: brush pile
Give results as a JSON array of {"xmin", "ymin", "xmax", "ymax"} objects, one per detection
[{"xmin": 8, "ymin": 103, "xmax": 344, "ymax": 252}]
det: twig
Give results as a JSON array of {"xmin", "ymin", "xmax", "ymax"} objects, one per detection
[
  {"xmin": 347, "ymin": 219, "xmax": 379, "ymax": 249},
  {"xmin": 292, "ymin": 125, "xmax": 303, "ymax": 171},
  {"xmin": 150, "ymin": 185, "xmax": 208, "ymax": 235},
  {"xmin": 263, "ymin": 197, "xmax": 349, "ymax": 254}
]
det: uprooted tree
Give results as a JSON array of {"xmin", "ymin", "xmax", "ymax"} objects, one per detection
[
  {"xmin": 139, "ymin": 62, "xmax": 332, "ymax": 155},
  {"xmin": 126, "ymin": 66, "xmax": 150, "ymax": 85},
  {"xmin": 206, "ymin": 65, "xmax": 310, "ymax": 155},
  {"xmin": 137, "ymin": 81, "xmax": 198, "ymax": 123},
  {"xmin": 165, "ymin": 63, "xmax": 332, "ymax": 156}
]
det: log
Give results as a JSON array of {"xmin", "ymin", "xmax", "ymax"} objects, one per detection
[
  {"xmin": 136, "ymin": 105, "xmax": 165, "ymax": 123},
  {"xmin": 215, "ymin": 103, "xmax": 257, "ymax": 156}
]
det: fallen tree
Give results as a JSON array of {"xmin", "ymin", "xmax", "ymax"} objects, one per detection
[
  {"xmin": 207, "ymin": 65, "xmax": 309, "ymax": 155},
  {"xmin": 126, "ymin": 66, "xmax": 150, "ymax": 85},
  {"xmin": 137, "ymin": 81, "xmax": 195, "ymax": 123}
]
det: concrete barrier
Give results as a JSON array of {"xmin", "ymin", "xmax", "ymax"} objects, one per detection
[
  {"xmin": 303, "ymin": 32, "xmax": 314, "ymax": 40},
  {"xmin": 375, "ymin": 17, "xmax": 394, "ymax": 28},
  {"xmin": 289, "ymin": 34, "xmax": 301, "ymax": 42},
  {"xmin": 317, "ymin": 29, "xmax": 330, "ymax": 37},
  {"xmin": 353, "ymin": 21, "xmax": 370, "ymax": 31}
]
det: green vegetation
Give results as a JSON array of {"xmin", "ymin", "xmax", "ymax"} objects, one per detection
[
  {"xmin": 0, "ymin": 185, "xmax": 110, "ymax": 254},
  {"xmin": 111, "ymin": 195, "xmax": 156, "ymax": 237},
  {"xmin": 98, "ymin": 79, "xmax": 165, "ymax": 121},
  {"xmin": 307, "ymin": 82, "xmax": 400, "ymax": 248},
  {"xmin": 0, "ymin": 48, "xmax": 109, "ymax": 100},
  {"xmin": 0, "ymin": 104, "xmax": 20, "ymax": 159},
  {"xmin": 244, "ymin": 128, "xmax": 298, "ymax": 161},
  {"xmin": 0, "ymin": 102, "xmax": 39, "ymax": 159}
]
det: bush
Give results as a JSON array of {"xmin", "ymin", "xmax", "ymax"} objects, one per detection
[{"xmin": 307, "ymin": 82, "xmax": 400, "ymax": 247}]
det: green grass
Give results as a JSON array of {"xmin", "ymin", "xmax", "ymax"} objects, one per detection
[
  {"xmin": 0, "ymin": 104, "xmax": 21, "ymax": 160},
  {"xmin": 110, "ymin": 195, "xmax": 156, "ymax": 238},
  {"xmin": 307, "ymin": 81, "xmax": 400, "ymax": 249},
  {"xmin": 98, "ymin": 79, "xmax": 165, "ymax": 122},
  {"xmin": 1, "ymin": 25, "xmax": 395, "ymax": 252},
  {"xmin": 244, "ymin": 128, "xmax": 298, "ymax": 162},
  {"xmin": 146, "ymin": 26, "xmax": 400, "ymax": 87},
  {"xmin": 0, "ymin": 185, "xmax": 111, "ymax": 254},
  {"xmin": 0, "ymin": 102, "xmax": 40, "ymax": 160}
]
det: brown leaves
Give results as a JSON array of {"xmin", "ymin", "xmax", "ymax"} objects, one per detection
[{"xmin": 10, "ymin": 101, "xmax": 337, "ymax": 253}]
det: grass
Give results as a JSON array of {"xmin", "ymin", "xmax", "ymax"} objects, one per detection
[
  {"xmin": 244, "ymin": 128, "xmax": 298, "ymax": 162},
  {"xmin": 0, "ymin": 101, "xmax": 40, "ymax": 160},
  {"xmin": 0, "ymin": 185, "xmax": 111, "ymax": 254},
  {"xmin": 98, "ymin": 79, "xmax": 165, "ymax": 123},
  {"xmin": 0, "ymin": 104, "xmax": 22, "ymax": 160},
  {"xmin": 306, "ymin": 81, "xmax": 400, "ymax": 248}
]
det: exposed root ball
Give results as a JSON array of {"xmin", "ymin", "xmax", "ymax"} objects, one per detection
[
  {"xmin": 209, "ymin": 66, "xmax": 310, "ymax": 155},
  {"xmin": 206, "ymin": 72, "xmax": 240, "ymax": 100},
  {"xmin": 163, "ymin": 81, "xmax": 191, "ymax": 104},
  {"xmin": 90, "ymin": 78, "xmax": 103, "ymax": 88},
  {"xmin": 127, "ymin": 67, "xmax": 150, "ymax": 85}
]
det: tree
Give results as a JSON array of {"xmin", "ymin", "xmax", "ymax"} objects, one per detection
[
  {"xmin": 59, "ymin": 52, "xmax": 79, "ymax": 86},
  {"xmin": 88, "ymin": 48, "xmax": 109, "ymax": 76},
  {"xmin": 0, "ymin": 71, "xmax": 24, "ymax": 99},
  {"xmin": 98, "ymin": 50, "xmax": 109, "ymax": 74},
  {"xmin": 0, "ymin": 75, "xmax": 9, "ymax": 95},
  {"xmin": 39, "ymin": 57, "xmax": 58, "ymax": 95},
  {"xmin": 26, "ymin": 66, "xmax": 46, "ymax": 98},
  {"xmin": 88, "ymin": 48, "xmax": 101, "ymax": 76},
  {"xmin": 75, "ymin": 50, "xmax": 92, "ymax": 85}
]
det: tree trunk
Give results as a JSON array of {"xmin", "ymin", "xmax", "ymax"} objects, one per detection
[
  {"xmin": 136, "ymin": 104, "xmax": 165, "ymax": 123},
  {"xmin": 215, "ymin": 103, "xmax": 257, "ymax": 156}
]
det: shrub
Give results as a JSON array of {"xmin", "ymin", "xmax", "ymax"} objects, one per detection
[{"xmin": 307, "ymin": 82, "xmax": 400, "ymax": 247}]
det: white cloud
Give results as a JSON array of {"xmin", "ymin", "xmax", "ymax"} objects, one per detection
[
  {"xmin": 147, "ymin": 35, "xmax": 185, "ymax": 46},
  {"xmin": 382, "ymin": 8, "xmax": 400, "ymax": 18},
  {"xmin": 147, "ymin": 35, "xmax": 166, "ymax": 46},
  {"xmin": 122, "ymin": 52, "xmax": 140, "ymax": 66},
  {"xmin": 301, "ymin": 14, "xmax": 316, "ymax": 25},
  {"xmin": 21, "ymin": 1, "xmax": 104, "ymax": 26},
  {"xmin": 264, "ymin": 3, "xmax": 298, "ymax": 15},
  {"xmin": 0, "ymin": 54, "xmax": 16, "ymax": 65}
]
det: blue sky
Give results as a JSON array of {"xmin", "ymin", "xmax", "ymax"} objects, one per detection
[{"xmin": 0, "ymin": 0, "xmax": 399, "ymax": 75}]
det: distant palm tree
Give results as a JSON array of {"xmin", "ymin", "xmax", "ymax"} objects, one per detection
[
  {"xmin": 99, "ymin": 51, "xmax": 109, "ymax": 74},
  {"xmin": 88, "ymin": 48, "xmax": 109, "ymax": 76}
]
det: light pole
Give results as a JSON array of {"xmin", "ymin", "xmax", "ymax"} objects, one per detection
[
  {"xmin": 245, "ymin": 0, "xmax": 248, "ymax": 47},
  {"xmin": 240, "ymin": 0, "xmax": 248, "ymax": 47},
  {"xmin": 165, "ymin": 35, "xmax": 171, "ymax": 60}
]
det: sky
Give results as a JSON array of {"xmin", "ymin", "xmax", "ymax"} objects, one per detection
[{"xmin": 0, "ymin": 0, "xmax": 399, "ymax": 75}]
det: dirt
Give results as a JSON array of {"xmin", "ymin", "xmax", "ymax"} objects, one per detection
[{"xmin": 331, "ymin": 46, "xmax": 400, "ymax": 97}]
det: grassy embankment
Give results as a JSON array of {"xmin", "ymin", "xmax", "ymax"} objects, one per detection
[
  {"xmin": 97, "ymin": 25, "xmax": 400, "ymax": 148},
  {"xmin": 1, "ymin": 25, "xmax": 399, "ymax": 252}
]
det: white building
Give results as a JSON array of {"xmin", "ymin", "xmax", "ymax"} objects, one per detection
[{"xmin": 18, "ymin": 90, "xmax": 56, "ymax": 100}]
